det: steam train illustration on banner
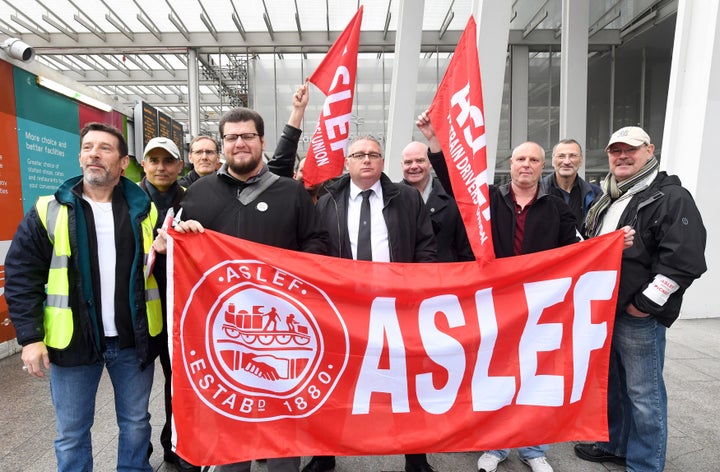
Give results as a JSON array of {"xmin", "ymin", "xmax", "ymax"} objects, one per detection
[{"xmin": 217, "ymin": 302, "xmax": 313, "ymax": 382}]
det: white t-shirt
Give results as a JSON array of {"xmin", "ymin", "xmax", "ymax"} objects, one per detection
[{"xmin": 83, "ymin": 195, "xmax": 118, "ymax": 336}]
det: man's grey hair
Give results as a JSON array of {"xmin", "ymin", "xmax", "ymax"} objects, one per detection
[
  {"xmin": 348, "ymin": 135, "xmax": 384, "ymax": 153},
  {"xmin": 552, "ymin": 138, "xmax": 583, "ymax": 156}
]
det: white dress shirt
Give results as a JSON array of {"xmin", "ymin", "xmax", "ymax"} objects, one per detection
[{"xmin": 347, "ymin": 180, "xmax": 390, "ymax": 262}]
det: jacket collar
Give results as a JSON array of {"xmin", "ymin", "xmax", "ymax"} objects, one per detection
[
  {"xmin": 217, "ymin": 162, "xmax": 268, "ymax": 185},
  {"xmin": 58, "ymin": 175, "xmax": 151, "ymax": 219}
]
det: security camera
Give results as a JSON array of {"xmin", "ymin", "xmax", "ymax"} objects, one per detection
[{"xmin": 1, "ymin": 38, "xmax": 35, "ymax": 62}]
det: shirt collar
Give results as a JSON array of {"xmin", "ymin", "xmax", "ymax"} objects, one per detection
[{"xmin": 349, "ymin": 179, "xmax": 383, "ymax": 200}]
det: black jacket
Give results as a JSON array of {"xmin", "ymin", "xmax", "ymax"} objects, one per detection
[
  {"xmin": 267, "ymin": 124, "xmax": 302, "ymax": 178},
  {"xmin": 490, "ymin": 183, "xmax": 580, "ymax": 258},
  {"xmin": 594, "ymin": 172, "xmax": 706, "ymax": 327},
  {"xmin": 540, "ymin": 172, "xmax": 602, "ymax": 223},
  {"xmin": 428, "ymin": 149, "xmax": 579, "ymax": 258},
  {"xmin": 181, "ymin": 164, "xmax": 326, "ymax": 254},
  {"xmin": 139, "ymin": 178, "xmax": 184, "ymax": 226},
  {"xmin": 6, "ymin": 177, "xmax": 159, "ymax": 368},
  {"xmin": 402, "ymin": 178, "xmax": 474, "ymax": 262},
  {"xmin": 316, "ymin": 173, "xmax": 437, "ymax": 263},
  {"xmin": 177, "ymin": 169, "xmax": 201, "ymax": 188}
]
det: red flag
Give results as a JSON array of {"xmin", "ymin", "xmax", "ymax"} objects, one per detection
[
  {"xmin": 303, "ymin": 6, "xmax": 363, "ymax": 187},
  {"xmin": 428, "ymin": 16, "xmax": 494, "ymax": 265},
  {"xmin": 167, "ymin": 228, "xmax": 624, "ymax": 465}
]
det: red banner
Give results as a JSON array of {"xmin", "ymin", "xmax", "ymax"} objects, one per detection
[
  {"xmin": 429, "ymin": 16, "xmax": 494, "ymax": 265},
  {"xmin": 303, "ymin": 7, "xmax": 363, "ymax": 187},
  {"xmin": 168, "ymin": 229, "xmax": 623, "ymax": 465}
]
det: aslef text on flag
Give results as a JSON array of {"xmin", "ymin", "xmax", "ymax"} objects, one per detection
[{"xmin": 167, "ymin": 228, "xmax": 624, "ymax": 465}]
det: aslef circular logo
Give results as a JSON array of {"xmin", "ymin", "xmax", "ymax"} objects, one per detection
[{"xmin": 180, "ymin": 260, "xmax": 349, "ymax": 421}]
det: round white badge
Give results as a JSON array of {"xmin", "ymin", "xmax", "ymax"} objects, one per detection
[{"xmin": 256, "ymin": 202, "xmax": 268, "ymax": 212}]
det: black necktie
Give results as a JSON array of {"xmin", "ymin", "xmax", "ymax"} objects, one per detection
[{"xmin": 357, "ymin": 189, "xmax": 373, "ymax": 261}]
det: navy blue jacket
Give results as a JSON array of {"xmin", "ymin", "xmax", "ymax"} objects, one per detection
[{"xmin": 540, "ymin": 172, "xmax": 602, "ymax": 223}]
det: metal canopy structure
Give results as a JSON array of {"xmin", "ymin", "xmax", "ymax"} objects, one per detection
[{"xmin": 0, "ymin": 0, "xmax": 672, "ymax": 135}]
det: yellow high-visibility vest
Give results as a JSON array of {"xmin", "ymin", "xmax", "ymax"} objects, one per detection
[{"xmin": 35, "ymin": 196, "xmax": 162, "ymax": 349}]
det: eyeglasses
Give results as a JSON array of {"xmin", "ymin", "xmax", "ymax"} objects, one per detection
[
  {"xmin": 554, "ymin": 153, "xmax": 581, "ymax": 160},
  {"xmin": 223, "ymin": 133, "xmax": 260, "ymax": 143},
  {"xmin": 607, "ymin": 145, "xmax": 645, "ymax": 156},
  {"xmin": 348, "ymin": 152, "xmax": 383, "ymax": 160},
  {"xmin": 191, "ymin": 149, "xmax": 217, "ymax": 156}
]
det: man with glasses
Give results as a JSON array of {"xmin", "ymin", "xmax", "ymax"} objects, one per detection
[
  {"xmin": 179, "ymin": 82, "xmax": 310, "ymax": 187},
  {"xmin": 154, "ymin": 106, "xmax": 326, "ymax": 472},
  {"xmin": 178, "ymin": 135, "xmax": 221, "ymax": 187},
  {"xmin": 539, "ymin": 138, "xmax": 602, "ymax": 224},
  {"xmin": 316, "ymin": 136, "xmax": 436, "ymax": 264},
  {"xmin": 575, "ymin": 126, "xmax": 706, "ymax": 472},
  {"xmin": 308, "ymin": 136, "xmax": 437, "ymax": 472}
]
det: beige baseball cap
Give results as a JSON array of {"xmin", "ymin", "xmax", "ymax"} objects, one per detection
[
  {"xmin": 143, "ymin": 137, "xmax": 180, "ymax": 160},
  {"xmin": 606, "ymin": 126, "xmax": 651, "ymax": 150}
]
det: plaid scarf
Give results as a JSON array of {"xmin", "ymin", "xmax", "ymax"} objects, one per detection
[{"xmin": 584, "ymin": 155, "xmax": 659, "ymax": 236}]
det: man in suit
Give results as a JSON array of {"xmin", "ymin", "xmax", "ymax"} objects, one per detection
[{"xmin": 306, "ymin": 135, "xmax": 437, "ymax": 472}]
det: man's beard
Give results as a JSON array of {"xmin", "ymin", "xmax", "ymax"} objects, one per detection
[
  {"xmin": 83, "ymin": 167, "xmax": 114, "ymax": 187},
  {"xmin": 227, "ymin": 153, "xmax": 262, "ymax": 178}
]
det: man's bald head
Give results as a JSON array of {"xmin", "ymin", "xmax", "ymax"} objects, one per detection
[{"xmin": 402, "ymin": 141, "xmax": 432, "ymax": 192}]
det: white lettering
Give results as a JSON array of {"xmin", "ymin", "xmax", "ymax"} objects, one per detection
[
  {"xmin": 517, "ymin": 279, "xmax": 568, "ymax": 406},
  {"xmin": 352, "ymin": 297, "xmax": 410, "ymax": 414},
  {"xmin": 239, "ymin": 397, "xmax": 254, "ymax": 412},
  {"xmin": 324, "ymin": 113, "xmax": 352, "ymax": 150},
  {"xmin": 222, "ymin": 393, "xmax": 237, "ymax": 409},
  {"xmin": 471, "ymin": 288, "xmax": 515, "ymax": 411},
  {"xmin": 416, "ymin": 295, "xmax": 466, "ymax": 414},
  {"xmin": 351, "ymin": 272, "xmax": 617, "ymax": 414},
  {"xmin": 571, "ymin": 271, "xmax": 614, "ymax": 402},
  {"xmin": 450, "ymin": 82, "xmax": 487, "ymax": 154}
]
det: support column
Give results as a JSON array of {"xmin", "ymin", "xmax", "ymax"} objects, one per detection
[
  {"xmin": 661, "ymin": 0, "xmax": 720, "ymax": 318},
  {"xmin": 510, "ymin": 45, "xmax": 529, "ymax": 147},
  {"xmin": 559, "ymin": 0, "xmax": 589, "ymax": 175},
  {"xmin": 385, "ymin": 0, "xmax": 424, "ymax": 180},
  {"xmin": 473, "ymin": 0, "xmax": 512, "ymax": 182},
  {"xmin": 187, "ymin": 48, "xmax": 200, "ymax": 141}
]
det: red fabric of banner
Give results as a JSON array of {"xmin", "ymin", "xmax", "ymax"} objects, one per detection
[
  {"xmin": 429, "ymin": 16, "xmax": 494, "ymax": 265},
  {"xmin": 168, "ymin": 229, "xmax": 623, "ymax": 465},
  {"xmin": 303, "ymin": 7, "xmax": 363, "ymax": 187}
]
